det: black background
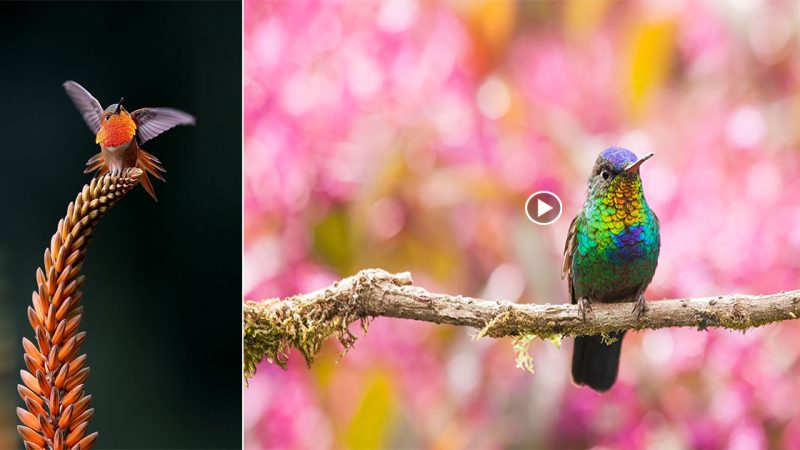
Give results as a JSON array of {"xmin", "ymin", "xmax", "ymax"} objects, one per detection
[{"xmin": 0, "ymin": 2, "xmax": 241, "ymax": 448}]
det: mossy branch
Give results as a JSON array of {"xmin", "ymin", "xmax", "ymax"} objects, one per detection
[
  {"xmin": 243, "ymin": 268, "xmax": 800, "ymax": 379},
  {"xmin": 18, "ymin": 169, "xmax": 143, "ymax": 450}
]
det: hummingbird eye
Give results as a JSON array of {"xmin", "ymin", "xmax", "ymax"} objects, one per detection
[{"xmin": 600, "ymin": 170, "xmax": 611, "ymax": 180}]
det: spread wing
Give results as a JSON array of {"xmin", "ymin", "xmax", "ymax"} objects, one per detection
[
  {"xmin": 561, "ymin": 214, "xmax": 579, "ymax": 304},
  {"xmin": 63, "ymin": 81, "xmax": 104, "ymax": 134},
  {"xmin": 131, "ymin": 107, "xmax": 196, "ymax": 145}
]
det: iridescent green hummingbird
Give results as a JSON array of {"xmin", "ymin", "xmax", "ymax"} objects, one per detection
[{"xmin": 561, "ymin": 147, "xmax": 660, "ymax": 392}]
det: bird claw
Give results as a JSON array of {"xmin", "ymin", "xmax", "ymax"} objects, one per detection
[
  {"xmin": 577, "ymin": 298, "xmax": 592, "ymax": 322},
  {"xmin": 632, "ymin": 295, "xmax": 647, "ymax": 320}
]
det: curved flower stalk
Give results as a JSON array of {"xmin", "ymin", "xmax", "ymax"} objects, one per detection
[{"xmin": 17, "ymin": 169, "xmax": 143, "ymax": 450}]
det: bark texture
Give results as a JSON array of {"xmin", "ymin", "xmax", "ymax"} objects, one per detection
[{"xmin": 243, "ymin": 268, "xmax": 800, "ymax": 378}]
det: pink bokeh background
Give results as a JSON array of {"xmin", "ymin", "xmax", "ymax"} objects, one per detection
[{"xmin": 244, "ymin": 1, "xmax": 800, "ymax": 448}]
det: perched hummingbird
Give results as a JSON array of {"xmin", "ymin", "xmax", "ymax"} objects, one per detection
[
  {"xmin": 561, "ymin": 147, "xmax": 660, "ymax": 392},
  {"xmin": 63, "ymin": 80, "xmax": 195, "ymax": 200}
]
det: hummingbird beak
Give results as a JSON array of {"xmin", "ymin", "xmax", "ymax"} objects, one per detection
[
  {"xmin": 624, "ymin": 152, "xmax": 654, "ymax": 174},
  {"xmin": 115, "ymin": 97, "xmax": 124, "ymax": 114}
]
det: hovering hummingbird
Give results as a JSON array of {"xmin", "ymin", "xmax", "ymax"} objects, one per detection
[
  {"xmin": 562, "ymin": 147, "xmax": 660, "ymax": 392},
  {"xmin": 63, "ymin": 80, "xmax": 195, "ymax": 200}
]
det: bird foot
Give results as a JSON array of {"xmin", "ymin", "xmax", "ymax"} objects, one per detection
[
  {"xmin": 577, "ymin": 298, "xmax": 592, "ymax": 322},
  {"xmin": 632, "ymin": 295, "xmax": 647, "ymax": 320}
]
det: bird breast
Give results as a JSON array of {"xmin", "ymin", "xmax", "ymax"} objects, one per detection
[
  {"xmin": 572, "ymin": 201, "xmax": 659, "ymax": 300},
  {"xmin": 96, "ymin": 116, "xmax": 136, "ymax": 148}
]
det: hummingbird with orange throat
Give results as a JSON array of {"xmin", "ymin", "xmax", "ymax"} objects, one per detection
[{"xmin": 63, "ymin": 80, "xmax": 196, "ymax": 200}]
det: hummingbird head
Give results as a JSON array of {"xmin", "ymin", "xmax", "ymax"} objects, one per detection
[
  {"xmin": 96, "ymin": 97, "xmax": 137, "ymax": 148},
  {"xmin": 587, "ymin": 147, "xmax": 653, "ymax": 200},
  {"xmin": 103, "ymin": 97, "xmax": 126, "ymax": 119}
]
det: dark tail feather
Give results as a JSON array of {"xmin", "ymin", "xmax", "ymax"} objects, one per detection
[
  {"xmin": 136, "ymin": 148, "xmax": 166, "ymax": 202},
  {"xmin": 571, "ymin": 331, "xmax": 625, "ymax": 392},
  {"xmin": 84, "ymin": 152, "xmax": 108, "ymax": 176}
]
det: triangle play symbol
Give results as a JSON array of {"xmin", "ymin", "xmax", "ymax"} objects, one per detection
[{"xmin": 537, "ymin": 199, "xmax": 553, "ymax": 217}]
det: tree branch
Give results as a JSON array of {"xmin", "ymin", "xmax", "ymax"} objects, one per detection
[{"xmin": 243, "ymin": 268, "xmax": 800, "ymax": 378}]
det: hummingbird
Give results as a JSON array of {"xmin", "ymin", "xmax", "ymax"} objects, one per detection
[
  {"xmin": 561, "ymin": 147, "xmax": 660, "ymax": 392},
  {"xmin": 63, "ymin": 80, "xmax": 195, "ymax": 200}
]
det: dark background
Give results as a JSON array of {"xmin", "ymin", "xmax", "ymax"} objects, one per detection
[{"xmin": 0, "ymin": 2, "xmax": 241, "ymax": 448}]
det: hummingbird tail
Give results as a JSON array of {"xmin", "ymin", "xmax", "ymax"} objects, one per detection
[
  {"xmin": 571, "ymin": 332, "xmax": 625, "ymax": 392},
  {"xmin": 136, "ymin": 148, "xmax": 166, "ymax": 202},
  {"xmin": 84, "ymin": 152, "xmax": 108, "ymax": 176}
]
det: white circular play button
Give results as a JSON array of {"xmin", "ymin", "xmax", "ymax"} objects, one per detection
[{"xmin": 524, "ymin": 191, "xmax": 563, "ymax": 225}]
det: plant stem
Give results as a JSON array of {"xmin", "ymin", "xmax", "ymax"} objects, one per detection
[{"xmin": 18, "ymin": 169, "xmax": 143, "ymax": 450}]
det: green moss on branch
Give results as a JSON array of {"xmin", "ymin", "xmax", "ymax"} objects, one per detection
[{"xmin": 243, "ymin": 269, "xmax": 800, "ymax": 379}]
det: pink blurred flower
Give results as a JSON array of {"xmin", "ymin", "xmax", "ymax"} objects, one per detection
[{"xmin": 244, "ymin": 0, "xmax": 800, "ymax": 448}]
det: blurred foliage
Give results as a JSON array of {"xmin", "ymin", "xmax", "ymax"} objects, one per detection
[
  {"xmin": 345, "ymin": 372, "xmax": 395, "ymax": 449},
  {"xmin": 626, "ymin": 19, "xmax": 676, "ymax": 118},
  {"xmin": 244, "ymin": 0, "xmax": 800, "ymax": 448},
  {"xmin": 313, "ymin": 209, "xmax": 355, "ymax": 275}
]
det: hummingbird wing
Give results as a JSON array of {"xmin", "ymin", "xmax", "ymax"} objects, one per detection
[
  {"xmin": 131, "ymin": 108, "xmax": 196, "ymax": 145},
  {"xmin": 562, "ymin": 214, "xmax": 579, "ymax": 304},
  {"xmin": 63, "ymin": 81, "xmax": 104, "ymax": 134}
]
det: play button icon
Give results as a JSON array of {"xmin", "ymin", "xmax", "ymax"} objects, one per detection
[
  {"xmin": 537, "ymin": 199, "xmax": 553, "ymax": 216},
  {"xmin": 525, "ymin": 191, "xmax": 562, "ymax": 225}
]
